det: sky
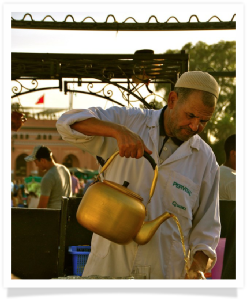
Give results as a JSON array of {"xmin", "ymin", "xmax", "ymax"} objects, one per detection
[{"xmin": 3, "ymin": 0, "xmax": 246, "ymax": 296}]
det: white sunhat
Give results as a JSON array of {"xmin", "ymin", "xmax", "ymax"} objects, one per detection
[
  {"xmin": 24, "ymin": 145, "xmax": 43, "ymax": 162},
  {"xmin": 175, "ymin": 71, "xmax": 220, "ymax": 98}
]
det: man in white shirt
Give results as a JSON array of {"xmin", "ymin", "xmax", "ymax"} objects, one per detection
[
  {"xmin": 56, "ymin": 71, "xmax": 221, "ymax": 279},
  {"xmin": 219, "ymin": 134, "xmax": 236, "ymax": 201}
]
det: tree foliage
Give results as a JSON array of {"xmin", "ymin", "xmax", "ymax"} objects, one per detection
[
  {"xmin": 153, "ymin": 41, "xmax": 236, "ymax": 164},
  {"xmin": 140, "ymin": 99, "xmax": 164, "ymax": 110}
]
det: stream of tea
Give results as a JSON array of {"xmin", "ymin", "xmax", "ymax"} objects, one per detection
[{"xmin": 170, "ymin": 214, "xmax": 190, "ymax": 276}]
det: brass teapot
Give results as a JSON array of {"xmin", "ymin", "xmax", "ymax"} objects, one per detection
[{"xmin": 76, "ymin": 151, "xmax": 173, "ymax": 245}]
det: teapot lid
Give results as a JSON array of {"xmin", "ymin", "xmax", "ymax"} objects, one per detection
[{"xmin": 103, "ymin": 180, "xmax": 143, "ymax": 201}]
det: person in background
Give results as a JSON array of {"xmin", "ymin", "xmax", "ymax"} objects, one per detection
[
  {"xmin": 80, "ymin": 179, "xmax": 85, "ymax": 190},
  {"xmin": 11, "ymin": 181, "xmax": 14, "ymax": 207},
  {"xmin": 18, "ymin": 178, "xmax": 26, "ymax": 197},
  {"xmin": 24, "ymin": 145, "xmax": 72, "ymax": 209},
  {"xmin": 219, "ymin": 134, "xmax": 236, "ymax": 201},
  {"xmin": 56, "ymin": 71, "xmax": 221, "ymax": 279},
  {"xmin": 221, "ymin": 208, "xmax": 236, "ymax": 279},
  {"xmin": 18, "ymin": 178, "xmax": 28, "ymax": 206},
  {"xmin": 70, "ymin": 171, "xmax": 81, "ymax": 196},
  {"xmin": 16, "ymin": 188, "xmax": 24, "ymax": 207},
  {"xmin": 11, "ymin": 181, "xmax": 14, "ymax": 194},
  {"xmin": 11, "ymin": 192, "xmax": 18, "ymax": 207},
  {"xmin": 11, "ymin": 188, "xmax": 23, "ymax": 207},
  {"xmin": 75, "ymin": 179, "xmax": 85, "ymax": 197},
  {"xmin": 12, "ymin": 180, "xmax": 19, "ymax": 197},
  {"xmin": 83, "ymin": 178, "xmax": 94, "ymax": 194}
]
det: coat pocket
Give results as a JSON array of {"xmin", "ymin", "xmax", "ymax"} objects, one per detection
[{"xmin": 164, "ymin": 170, "xmax": 200, "ymax": 220}]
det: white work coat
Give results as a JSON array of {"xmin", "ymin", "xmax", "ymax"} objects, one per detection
[{"xmin": 56, "ymin": 106, "xmax": 221, "ymax": 279}]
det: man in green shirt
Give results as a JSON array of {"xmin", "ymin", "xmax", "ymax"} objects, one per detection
[{"xmin": 25, "ymin": 145, "xmax": 72, "ymax": 209}]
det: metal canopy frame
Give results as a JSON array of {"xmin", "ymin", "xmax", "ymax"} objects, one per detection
[
  {"xmin": 11, "ymin": 13, "xmax": 236, "ymax": 31},
  {"xmin": 11, "ymin": 51, "xmax": 189, "ymax": 108},
  {"xmin": 11, "ymin": 13, "xmax": 236, "ymax": 109}
]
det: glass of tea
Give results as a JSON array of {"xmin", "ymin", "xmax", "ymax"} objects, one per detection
[{"xmin": 131, "ymin": 265, "xmax": 151, "ymax": 279}]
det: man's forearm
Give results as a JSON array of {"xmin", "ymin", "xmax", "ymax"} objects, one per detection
[
  {"xmin": 37, "ymin": 195, "xmax": 49, "ymax": 208},
  {"xmin": 70, "ymin": 117, "xmax": 120, "ymax": 138},
  {"xmin": 70, "ymin": 117, "xmax": 152, "ymax": 158}
]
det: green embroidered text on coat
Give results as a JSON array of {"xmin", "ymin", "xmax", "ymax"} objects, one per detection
[{"xmin": 173, "ymin": 181, "xmax": 192, "ymax": 196}]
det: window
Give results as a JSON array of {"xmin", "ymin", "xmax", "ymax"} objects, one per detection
[{"xmin": 63, "ymin": 155, "xmax": 73, "ymax": 168}]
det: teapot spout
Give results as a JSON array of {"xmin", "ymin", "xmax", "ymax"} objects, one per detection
[{"xmin": 133, "ymin": 212, "xmax": 173, "ymax": 245}]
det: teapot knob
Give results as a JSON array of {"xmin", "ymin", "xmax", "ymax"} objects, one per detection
[{"xmin": 122, "ymin": 181, "xmax": 129, "ymax": 188}]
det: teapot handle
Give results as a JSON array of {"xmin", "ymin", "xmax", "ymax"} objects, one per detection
[
  {"xmin": 143, "ymin": 151, "xmax": 157, "ymax": 170},
  {"xmin": 99, "ymin": 151, "xmax": 158, "ymax": 204}
]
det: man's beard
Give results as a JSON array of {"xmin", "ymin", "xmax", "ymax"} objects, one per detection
[{"xmin": 169, "ymin": 121, "xmax": 197, "ymax": 141}]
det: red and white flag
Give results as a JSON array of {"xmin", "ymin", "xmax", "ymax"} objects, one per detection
[{"xmin": 36, "ymin": 95, "xmax": 44, "ymax": 105}]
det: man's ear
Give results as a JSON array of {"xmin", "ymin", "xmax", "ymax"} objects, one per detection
[{"xmin": 167, "ymin": 91, "xmax": 178, "ymax": 109}]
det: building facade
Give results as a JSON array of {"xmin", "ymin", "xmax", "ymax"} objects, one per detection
[{"xmin": 11, "ymin": 117, "xmax": 99, "ymax": 180}]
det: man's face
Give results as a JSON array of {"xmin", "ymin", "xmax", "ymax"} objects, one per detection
[
  {"xmin": 166, "ymin": 90, "xmax": 215, "ymax": 141},
  {"xmin": 34, "ymin": 159, "xmax": 46, "ymax": 172}
]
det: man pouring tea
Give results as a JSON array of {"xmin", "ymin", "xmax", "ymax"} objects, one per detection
[{"xmin": 57, "ymin": 71, "xmax": 221, "ymax": 279}]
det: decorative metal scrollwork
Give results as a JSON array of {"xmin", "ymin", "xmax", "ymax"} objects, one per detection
[
  {"xmin": 87, "ymin": 82, "xmax": 114, "ymax": 99},
  {"xmin": 12, "ymin": 79, "xmax": 38, "ymax": 95},
  {"xmin": 65, "ymin": 79, "xmax": 163, "ymax": 109},
  {"xmin": 102, "ymin": 68, "xmax": 115, "ymax": 80},
  {"xmin": 11, "ymin": 79, "xmax": 60, "ymax": 98}
]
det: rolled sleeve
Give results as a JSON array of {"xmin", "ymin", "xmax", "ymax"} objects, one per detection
[{"xmin": 56, "ymin": 109, "xmax": 97, "ymax": 140}]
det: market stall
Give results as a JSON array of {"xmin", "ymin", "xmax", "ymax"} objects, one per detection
[{"xmin": 10, "ymin": 11, "xmax": 236, "ymax": 280}]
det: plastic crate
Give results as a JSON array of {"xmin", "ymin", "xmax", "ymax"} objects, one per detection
[{"xmin": 68, "ymin": 246, "xmax": 91, "ymax": 276}]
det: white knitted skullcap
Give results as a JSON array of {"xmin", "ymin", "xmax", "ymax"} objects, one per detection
[{"xmin": 175, "ymin": 71, "xmax": 220, "ymax": 98}]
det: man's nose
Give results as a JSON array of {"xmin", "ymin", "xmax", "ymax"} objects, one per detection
[{"xmin": 189, "ymin": 119, "xmax": 200, "ymax": 132}]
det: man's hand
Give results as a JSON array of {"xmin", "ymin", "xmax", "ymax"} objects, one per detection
[
  {"xmin": 115, "ymin": 125, "xmax": 152, "ymax": 159},
  {"xmin": 185, "ymin": 270, "xmax": 206, "ymax": 279},
  {"xmin": 185, "ymin": 251, "xmax": 209, "ymax": 279}
]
